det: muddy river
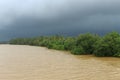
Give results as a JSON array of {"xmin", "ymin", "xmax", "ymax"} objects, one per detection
[{"xmin": 0, "ymin": 45, "xmax": 120, "ymax": 80}]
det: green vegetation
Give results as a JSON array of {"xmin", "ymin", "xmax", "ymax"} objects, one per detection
[
  {"xmin": 93, "ymin": 32, "xmax": 120, "ymax": 57},
  {"xmin": 9, "ymin": 32, "xmax": 120, "ymax": 57}
]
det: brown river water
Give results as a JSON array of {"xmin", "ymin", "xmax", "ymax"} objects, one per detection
[{"xmin": 0, "ymin": 44, "xmax": 120, "ymax": 80}]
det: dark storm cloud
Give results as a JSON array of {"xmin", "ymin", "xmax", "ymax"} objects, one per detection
[{"xmin": 0, "ymin": 0, "xmax": 120, "ymax": 41}]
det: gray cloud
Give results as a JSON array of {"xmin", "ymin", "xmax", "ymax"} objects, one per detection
[{"xmin": 0, "ymin": 0, "xmax": 120, "ymax": 41}]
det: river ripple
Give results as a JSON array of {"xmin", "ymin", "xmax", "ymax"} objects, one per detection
[{"xmin": 0, "ymin": 45, "xmax": 120, "ymax": 80}]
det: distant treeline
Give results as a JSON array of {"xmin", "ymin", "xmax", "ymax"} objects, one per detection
[
  {"xmin": 10, "ymin": 32, "xmax": 120, "ymax": 57},
  {"xmin": 0, "ymin": 41, "xmax": 9, "ymax": 44}
]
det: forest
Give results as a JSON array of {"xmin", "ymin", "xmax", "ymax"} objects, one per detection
[{"xmin": 10, "ymin": 32, "xmax": 120, "ymax": 57}]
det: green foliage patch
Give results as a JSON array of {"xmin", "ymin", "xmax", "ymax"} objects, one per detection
[{"xmin": 9, "ymin": 32, "xmax": 120, "ymax": 57}]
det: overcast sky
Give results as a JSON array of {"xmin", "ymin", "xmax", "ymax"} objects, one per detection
[{"xmin": 0, "ymin": 0, "xmax": 120, "ymax": 41}]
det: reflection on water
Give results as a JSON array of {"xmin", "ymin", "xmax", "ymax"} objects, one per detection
[{"xmin": 0, "ymin": 45, "xmax": 120, "ymax": 80}]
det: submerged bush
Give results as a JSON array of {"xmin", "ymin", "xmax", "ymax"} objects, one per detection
[
  {"xmin": 9, "ymin": 32, "xmax": 120, "ymax": 57},
  {"xmin": 64, "ymin": 37, "xmax": 76, "ymax": 50},
  {"xmin": 93, "ymin": 32, "xmax": 120, "ymax": 57},
  {"xmin": 71, "ymin": 46, "xmax": 85, "ymax": 55},
  {"xmin": 76, "ymin": 33, "xmax": 99, "ymax": 54}
]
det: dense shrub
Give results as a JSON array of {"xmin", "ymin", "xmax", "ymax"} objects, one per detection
[
  {"xmin": 93, "ymin": 32, "xmax": 120, "ymax": 57},
  {"xmin": 9, "ymin": 32, "xmax": 120, "ymax": 57},
  {"xmin": 114, "ymin": 53, "xmax": 120, "ymax": 57},
  {"xmin": 64, "ymin": 37, "xmax": 76, "ymax": 50},
  {"xmin": 51, "ymin": 44, "xmax": 65, "ymax": 50},
  {"xmin": 76, "ymin": 33, "xmax": 99, "ymax": 54},
  {"xmin": 71, "ymin": 46, "xmax": 85, "ymax": 55}
]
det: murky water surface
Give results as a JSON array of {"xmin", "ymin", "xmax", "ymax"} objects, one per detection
[{"xmin": 0, "ymin": 45, "xmax": 120, "ymax": 80}]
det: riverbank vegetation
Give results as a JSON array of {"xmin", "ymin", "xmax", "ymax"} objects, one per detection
[{"xmin": 9, "ymin": 32, "xmax": 120, "ymax": 57}]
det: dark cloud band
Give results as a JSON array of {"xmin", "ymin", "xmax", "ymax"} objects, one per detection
[{"xmin": 0, "ymin": 0, "xmax": 120, "ymax": 41}]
